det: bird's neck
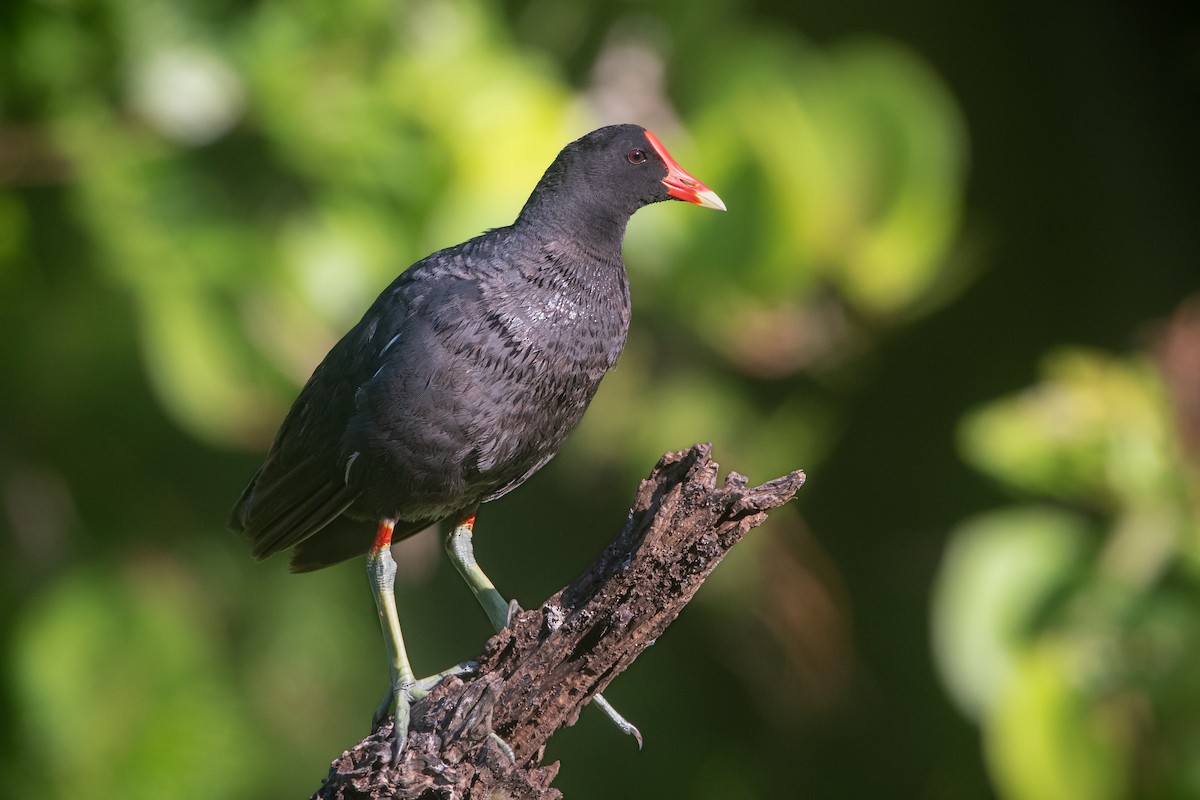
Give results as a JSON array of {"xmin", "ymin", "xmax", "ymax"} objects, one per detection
[
  {"xmin": 506, "ymin": 206, "xmax": 631, "ymax": 314},
  {"xmin": 515, "ymin": 193, "xmax": 633, "ymax": 261}
]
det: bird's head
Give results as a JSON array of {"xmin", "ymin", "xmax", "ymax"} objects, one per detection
[{"xmin": 519, "ymin": 124, "xmax": 725, "ymax": 229}]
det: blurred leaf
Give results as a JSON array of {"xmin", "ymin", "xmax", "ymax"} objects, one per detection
[
  {"xmin": 987, "ymin": 644, "xmax": 1124, "ymax": 800},
  {"xmin": 670, "ymin": 30, "xmax": 968, "ymax": 370},
  {"xmin": 947, "ymin": 340, "xmax": 1200, "ymax": 798},
  {"xmin": 959, "ymin": 349, "xmax": 1175, "ymax": 508},
  {"xmin": 932, "ymin": 506, "xmax": 1089, "ymax": 721}
]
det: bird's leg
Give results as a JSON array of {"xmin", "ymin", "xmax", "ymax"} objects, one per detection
[
  {"xmin": 367, "ymin": 519, "xmax": 416, "ymax": 759},
  {"xmin": 444, "ymin": 511, "xmax": 644, "ymax": 748},
  {"xmin": 444, "ymin": 511, "xmax": 511, "ymax": 631},
  {"xmin": 368, "ymin": 519, "xmax": 477, "ymax": 762}
]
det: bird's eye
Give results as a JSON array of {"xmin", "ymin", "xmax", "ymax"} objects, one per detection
[{"xmin": 627, "ymin": 148, "xmax": 647, "ymax": 165}]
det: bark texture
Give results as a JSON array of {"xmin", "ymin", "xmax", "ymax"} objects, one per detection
[{"xmin": 313, "ymin": 443, "xmax": 806, "ymax": 799}]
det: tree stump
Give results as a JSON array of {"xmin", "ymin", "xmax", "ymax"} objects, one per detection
[{"xmin": 313, "ymin": 443, "xmax": 806, "ymax": 799}]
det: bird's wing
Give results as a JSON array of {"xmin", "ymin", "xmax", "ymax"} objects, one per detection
[
  {"xmin": 234, "ymin": 456, "xmax": 360, "ymax": 560},
  {"xmin": 230, "ymin": 242, "xmax": 498, "ymax": 562},
  {"xmin": 229, "ymin": 298, "xmax": 396, "ymax": 559}
]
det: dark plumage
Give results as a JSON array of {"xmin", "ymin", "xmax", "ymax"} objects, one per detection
[
  {"xmin": 230, "ymin": 124, "xmax": 722, "ymax": 571},
  {"xmin": 229, "ymin": 124, "xmax": 723, "ymax": 758}
]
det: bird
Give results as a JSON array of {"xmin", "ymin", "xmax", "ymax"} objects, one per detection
[{"xmin": 229, "ymin": 123, "xmax": 725, "ymax": 760}]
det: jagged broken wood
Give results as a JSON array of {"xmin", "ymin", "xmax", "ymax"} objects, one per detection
[{"xmin": 313, "ymin": 443, "xmax": 806, "ymax": 800}]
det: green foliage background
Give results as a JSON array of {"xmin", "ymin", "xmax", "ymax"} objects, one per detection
[{"xmin": 2, "ymin": 0, "xmax": 1197, "ymax": 798}]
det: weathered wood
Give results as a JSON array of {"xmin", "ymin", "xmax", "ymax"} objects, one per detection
[{"xmin": 312, "ymin": 444, "xmax": 805, "ymax": 800}]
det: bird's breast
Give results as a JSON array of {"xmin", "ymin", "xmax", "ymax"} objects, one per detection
[{"xmin": 348, "ymin": 264, "xmax": 629, "ymax": 519}]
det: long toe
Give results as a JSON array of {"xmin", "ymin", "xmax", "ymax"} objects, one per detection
[
  {"xmin": 372, "ymin": 683, "xmax": 395, "ymax": 734},
  {"xmin": 592, "ymin": 693, "xmax": 643, "ymax": 749},
  {"xmin": 389, "ymin": 687, "xmax": 414, "ymax": 765},
  {"xmin": 411, "ymin": 661, "xmax": 478, "ymax": 697},
  {"xmin": 505, "ymin": 599, "xmax": 524, "ymax": 627}
]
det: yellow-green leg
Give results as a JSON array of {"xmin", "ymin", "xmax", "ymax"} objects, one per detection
[
  {"xmin": 444, "ymin": 511, "xmax": 644, "ymax": 748},
  {"xmin": 368, "ymin": 519, "xmax": 474, "ymax": 762},
  {"xmin": 444, "ymin": 512, "xmax": 511, "ymax": 631}
]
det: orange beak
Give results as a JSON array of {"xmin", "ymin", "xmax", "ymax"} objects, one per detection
[{"xmin": 645, "ymin": 130, "xmax": 726, "ymax": 211}]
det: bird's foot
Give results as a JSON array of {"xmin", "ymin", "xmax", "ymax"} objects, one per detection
[
  {"xmin": 371, "ymin": 661, "xmax": 480, "ymax": 763},
  {"xmin": 372, "ymin": 681, "xmax": 415, "ymax": 765},
  {"xmin": 505, "ymin": 598, "xmax": 524, "ymax": 627},
  {"xmin": 371, "ymin": 684, "xmax": 395, "ymax": 735},
  {"xmin": 592, "ymin": 693, "xmax": 644, "ymax": 749}
]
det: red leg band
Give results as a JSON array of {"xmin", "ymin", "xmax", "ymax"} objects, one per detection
[{"xmin": 372, "ymin": 519, "xmax": 396, "ymax": 553}]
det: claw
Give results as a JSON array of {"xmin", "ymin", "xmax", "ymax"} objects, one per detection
[
  {"xmin": 505, "ymin": 598, "xmax": 523, "ymax": 627},
  {"xmin": 389, "ymin": 686, "xmax": 413, "ymax": 764},
  {"xmin": 591, "ymin": 694, "xmax": 643, "ymax": 749},
  {"xmin": 372, "ymin": 684, "xmax": 395, "ymax": 734}
]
